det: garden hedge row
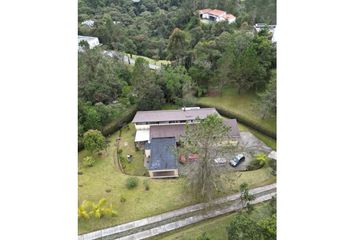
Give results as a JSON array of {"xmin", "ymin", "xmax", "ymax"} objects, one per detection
[
  {"xmin": 78, "ymin": 105, "xmax": 138, "ymax": 151},
  {"xmin": 196, "ymin": 103, "xmax": 276, "ymax": 139}
]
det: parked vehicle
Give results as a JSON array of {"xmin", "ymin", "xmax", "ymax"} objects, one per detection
[
  {"xmin": 229, "ymin": 154, "xmax": 245, "ymax": 167},
  {"xmin": 214, "ymin": 157, "xmax": 227, "ymax": 164}
]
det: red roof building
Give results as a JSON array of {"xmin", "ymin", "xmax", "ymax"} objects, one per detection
[{"xmin": 198, "ymin": 9, "xmax": 236, "ymax": 23}]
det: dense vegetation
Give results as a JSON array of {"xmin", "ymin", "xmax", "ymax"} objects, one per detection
[{"xmin": 78, "ymin": 0, "xmax": 277, "ymax": 146}]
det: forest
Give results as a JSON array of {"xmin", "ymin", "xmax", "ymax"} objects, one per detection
[{"xmin": 78, "ymin": 0, "xmax": 277, "ymax": 147}]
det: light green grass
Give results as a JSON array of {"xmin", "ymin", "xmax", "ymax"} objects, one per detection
[
  {"xmin": 119, "ymin": 123, "xmax": 147, "ymax": 176},
  {"xmin": 130, "ymin": 54, "xmax": 171, "ymax": 66},
  {"xmin": 197, "ymin": 87, "xmax": 276, "ymax": 135},
  {"xmin": 150, "ymin": 201, "xmax": 274, "ymax": 240},
  {"xmin": 78, "ymin": 128, "xmax": 275, "ymax": 234}
]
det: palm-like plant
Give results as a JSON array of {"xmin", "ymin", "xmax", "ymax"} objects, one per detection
[{"xmin": 78, "ymin": 200, "xmax": 93, "ymax": 220}]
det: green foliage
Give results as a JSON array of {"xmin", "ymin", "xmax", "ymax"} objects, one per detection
[
  {"xmin": 167, "ymin": 28, "xmax": 189, "ymax": 63},
  {"xmin": 182, "ymin": 114, "xmax": 234, "ymax": 202},
  {"xmin": 159, "ymin": 65, "xmax": 194, "ymax": 103},
  {"xmin": 126, "ymin": 177, "xmax": 139, "ymax": 189},
  {"xmin": 83, "ymin": 156, "xmax": 96, "ymax": 167},
  {"xmin": 120, "ymin": 196, "xmax": 126, "ymax": 203},
  {"xmin": 239, "ymin": 183, "xmax": 256, "ymax": 213},
  {"xmin": 248, "ymin": 153, "xmax": 268, "ymax": 170},
  {"xmin": 197, "ymin": 232, "xmax": 211, "ymax": 240},
  {"xmin": 83, "ymin": 129, "xmax": 106, "ymax": 154},
  {"xmin": 78, "ymin": 198, "xmax": 117, "ymax": 220},
  {"xmin": 137, "ymin": 84, "xmax": 166, "ymax": 110},
  {"xmin": 143, "ymin": 179, "xmax": 150, "ymax": 191},
  {"xmin": 258, "ymin": 75, "xmax": 276, "ymax": 119},
  {"xmin": 258, "ymin": 214, "xmax": 276, "ymax": 239},
  {"xmin": 227, "ymin": 213, "xmax": 264, "ymax": 240}
]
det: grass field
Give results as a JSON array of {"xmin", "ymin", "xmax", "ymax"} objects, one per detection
[
  {"xmin": 150, "ymin": 201, "xmax": 274, "ymax": 240},
  {"xmin": 78, "ymin": 130, "xmax": 275, "ymax": 234},
  {"xmin": 118, "ymin": 123, "xmax": 147, "ymax": 176},
  {"xmin": 130, "ymin": 54, "xmax": 171, "ymax": 66},
  {"xmin": 197, "ymin": 87, "xmax": 276, "ymax": 136}
]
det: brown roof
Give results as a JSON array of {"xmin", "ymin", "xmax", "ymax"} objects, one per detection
[
  {"xmin": 150, "ymin": 125, "xmax": 185, "ymax": 140},
  {"xmin": 149, "ymin": 119, "xmax": 240, "ymax": 141},
  {"xmin": 132, "ymin": 108, "xmax": 218, "ymax": 123},
  {"xmin": 223, "ymin": 119, "xmax": 241, "ymax": 139},
  {"xmin": 199, "ymin": 8, "xmax": 211, "ymax": 14}
]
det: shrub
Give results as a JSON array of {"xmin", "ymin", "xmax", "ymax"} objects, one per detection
[
  {"xmin": 197, "ymin": 232, "xmax": 210, "ymax": 240},
  {"xmin": 126, "ymin": 177, "xmax": 139, "ymax": 189},
  {"xmin": 248, "ymin": 153, "xmax": 267, "ymax": 170},
  {"xmin": 83, "ymin": 156, "xmax": 96, "ymax": 167},
  {"xmin": 268, "ymin": 159, "xmax": 276, "ymax": 176},
  {"xmin": 120, "ymin": 196, "xmax": 126, "ymax": 203},
  {"xmin": 83, "ymin": 129, "xmax": 106, "ymax": 154},
  {"xmin": 143, "ymin": 179, "xmax": 150, "ymax": 191}
]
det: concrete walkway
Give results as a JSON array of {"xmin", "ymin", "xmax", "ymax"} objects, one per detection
[{"xmin": 78, "ymin": 183, "xmax": 276, "ymax": 240}]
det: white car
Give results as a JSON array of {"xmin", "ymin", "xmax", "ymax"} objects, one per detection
[{"xmin": 214, "ymin": 157, "xmax": 227, "ymax": 164}]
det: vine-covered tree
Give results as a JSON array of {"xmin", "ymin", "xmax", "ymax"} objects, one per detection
[
  {"xmin": 83, "ymin": 129, "xmax": 106, "ymax": 154},
  {"xmin": 181, "ymin": 114, "xmax": 234, "ymax": 202}
]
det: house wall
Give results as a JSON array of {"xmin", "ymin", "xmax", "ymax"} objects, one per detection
[{"xmin": 149, "ymin": 169, "xmax": 178, "ymax": 178}]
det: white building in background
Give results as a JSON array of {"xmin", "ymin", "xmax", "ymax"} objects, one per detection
[
  {"xmin": 253, "ymin": 23, "xmax": 277, "ymax": 43},
  {"xmin": 81, "ymin": 19, "xmax": 95, "ymax": 27},
  {"xmin": 78, "ymin": 35, "xmax": 100, "ymax": 51},
  {"xmin": 199, "ymin": 9, "xmax": 236, "ymax": 24}
]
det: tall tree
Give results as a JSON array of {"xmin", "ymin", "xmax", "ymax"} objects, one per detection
[
  {"xmin": 257, "ymin": 74, "xmax": 276, "ymax": 119},
  {"xmin": 131, "ymin": 57, "xmax": 154, "ymax": 98},
  {"xmin": 167, "ymin": 28, "xmax": 189, "ymax": 64},
  {"xmin": 181, "ymin": 114, "xmax": 234, "ymax": 202}
]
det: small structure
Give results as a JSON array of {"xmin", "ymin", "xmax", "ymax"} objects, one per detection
[
  {"xmin": 148, "ymin": 138, "xmax": 178, "ymax": 178},
  {"xmin": 78, "ymin": 35, "xmax": 100, "ymax": 51},
  {"xmin": 268, "ymin": 151, "xmax": 277, "ymax": 161},
  {"xmin": 253, "ymin": 23, "xmax": 276, "ymax": 43},
  {"xmin": 81, "ymin": 19, "xmax": 95, "ymax": 27},
  {"xmin": 199, "ymin": 9, "xmax": 236, "ymax": 24}
]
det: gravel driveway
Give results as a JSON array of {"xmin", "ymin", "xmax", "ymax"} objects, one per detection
[{"xmin": 178, "ymin": 131, "xmax": 273, "ymax": 175}]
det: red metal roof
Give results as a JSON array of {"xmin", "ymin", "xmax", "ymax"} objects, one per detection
[{"xmin": 208, "ymin": 9, "xmax": 226, "ymax": 17}]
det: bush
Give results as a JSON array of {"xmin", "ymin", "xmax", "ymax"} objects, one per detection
[
  {"xmin": 247, "ymin": 159, "xmax": 265, "ymax": 171},
  {"xmin": 143, "ymin": 179, "xmax": 150, "ymax": 191},
  {"xmin": 126, "ymin": 177, "xmax": 139, "ymax": 189},
  {"xmin": 120, "ymin": 196, "xmax": 126, "ymax": 203},
  {"xmin": 83, "ymin": 156, "xmax": 96, "ymax": 167}
]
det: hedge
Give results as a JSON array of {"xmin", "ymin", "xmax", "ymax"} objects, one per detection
[
  {"xmin": 78, "ymin": 105, "xmax": 138, "ymax": 151},
  {"xmin": 196, "ymin": 103, "xmax": 276, "ymax": 139}
]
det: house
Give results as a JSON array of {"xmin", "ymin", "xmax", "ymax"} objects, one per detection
[
  {"xmin": 199, "ymin": 9, "xmax": 236, "ymax": 24},
  {"xmin": 132, "ymin": 107, "xmax": 241, "ymax": 178},
  {"xmin": 78, "ymin": 35, "xmax": 100, "ymax": 51},
  {"xmin": 81, "ymin": 19, "xmax": 95, "ymax": 27}
]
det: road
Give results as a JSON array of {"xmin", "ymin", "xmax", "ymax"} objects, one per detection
[{"xmin": 78, "ymin": 183, "xmax": 276, "ymax": 240}]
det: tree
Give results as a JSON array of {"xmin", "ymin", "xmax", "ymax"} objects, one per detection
[
  {"xmin": 181, "ymin": 114, "xmax": 234, "ymax": 202},
  {"xmin": 131, "ymin": 57, "xmax": 154, "ymax": 97},
  {"xmin": 167, "ymin": 28, "xmax": 189, "ymax": 64},
  {"xmin": 239, "ymin": 183, "xmax": 255, "ymax": 213},
  {"xmin": 227, "ymin": 213, "xmax": 264, "ymax": 240},
  {"xmin": 257, "ymin": 74, "xmax": 276, "ymax": 119},
  {"xmin": 137, "ymin": 84, "xmax": 165, "ymax": 110},
  {"xmin": 258, "ymin": 214, "xmax": 276, "ymax": 239},
  {"xmin": 159, "ymin": 65, "xmax": 194, "ymax": 103},
  {"xmin": 83, "ymin": 129, "xmax": 106, "ymax": 154}
]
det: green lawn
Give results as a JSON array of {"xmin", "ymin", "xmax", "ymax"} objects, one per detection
[
  {"xmin": 197, "ymin": 87, "xmax": 276, "ymax": 136},
  {"xmin": 78, "ymin": 127, "xmax": 275, "ymax": 234},
  {"xmin": 118, "ymin": 123, "xmax": 147, "ymax": 176},
  {"xmin": 150, "ymin": 201, "xmax": 274, "ymax": 240},
  {"xmin": 130, "ymin": 54, "xmax": 171, "ymax": 66}
]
